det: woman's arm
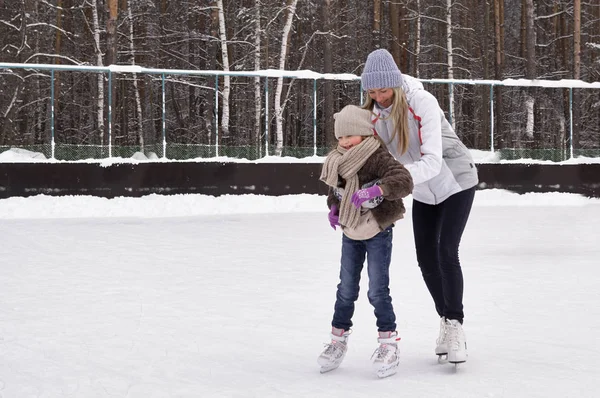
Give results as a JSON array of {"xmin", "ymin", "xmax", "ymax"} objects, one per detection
[
  {"xmin": 404, "ymin": 91, "xmax": 444, "ymax": 185},
  {"xmin": 375, "ymin": 149, "xmax": 414, "ymax": 200}
]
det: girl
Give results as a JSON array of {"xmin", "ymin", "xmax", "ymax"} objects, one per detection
[{"xmin": 317, "ymin": 104, "xmax": 413, "ymax": 378}]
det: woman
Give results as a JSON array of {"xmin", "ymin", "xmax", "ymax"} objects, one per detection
[{"xmin": 361, "ymin": 49, "xmax": 478, "ymax": 364}]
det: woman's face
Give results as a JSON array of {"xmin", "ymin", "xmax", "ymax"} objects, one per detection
[
  {"xmin": 338, "ymin": 135, "xmax": 364, "ymax": 150},
  {"xmin": 368, "ymin": 88, "xmax": 394, "ymax": 108}
]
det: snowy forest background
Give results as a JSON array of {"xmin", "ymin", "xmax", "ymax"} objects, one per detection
[{"xmin": 0, "ymin": 0, "xmax": 599, "ymax": 161}]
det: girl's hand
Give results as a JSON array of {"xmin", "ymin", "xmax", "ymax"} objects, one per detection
[
  {"xmin": 351, "ymin": 185, "xmax": 383, "ymax": 208},
  {"xmin": 328, "ymin": 205, "xmax": 340, "ymax": 230}
]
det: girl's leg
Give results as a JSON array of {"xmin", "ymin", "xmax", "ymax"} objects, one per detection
[
  {"xmin": 438, "ymin": 187, "xmax": 475, "ymax": 323},
  {"xmin": 332, "ymin": 235, "xmax": 366, "ymax": 331},
  {"xmin": 365, "ymin": 227, "xmax": 396, "ymax": 332},
  {"xmin": 412, "ymin": 199, "xmax": 444, "ymax": 317}
]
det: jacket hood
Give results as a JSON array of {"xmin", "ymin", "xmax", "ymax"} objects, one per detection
[{"xmin": 401, "ymin": 74, "xmax": 424, "ymax": 102}]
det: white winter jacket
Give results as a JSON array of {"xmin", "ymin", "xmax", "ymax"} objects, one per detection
[{"xmin": 372, "ymin": 74, "xmax": 479, "ymax": 205}]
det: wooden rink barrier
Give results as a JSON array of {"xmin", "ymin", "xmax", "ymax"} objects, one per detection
[{"xmin": 0, "ymin": 163, "xmax": 599, "ymax": 199}]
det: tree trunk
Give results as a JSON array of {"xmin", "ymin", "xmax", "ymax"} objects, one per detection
[
  {"xmin": 572, "ymin": 0, "xmax": 581, "ymax": 153},
  {"xmin": 106, "ymin": 0, "xmax": 118, "ymax": 151},
  {"xmin": 415, "ymin": 0, "xmax": 421, "ymax": 77},
  {"xmin": 373, "ymin": 0, "xmax": 381, "ymax": 48},
  {"xmin": 53, "ymin": 0, "xmax": 64, "ymax": 150},
  {"xmin": 390, "ymin": 2, "xmax": 401, "ymax": 66},
  {"xmin": 274, "ymin": 0, "xmax": 298, "ymax": 156},
  {"xmin": 524, "ymin": 0, "xmax": 535, "ymax": 141},
  {"xmin": 91, "ymin": 0, "xmax": 105, "ymax": 146},
  {"xmin": 573, "ymin": 0, "xmax": 581, "ymax": 80},
  {"xmin": 216, "ymin": 0, "xmax": 230, "ymax": 151},
  {"xmin": 446, "ymin": 0, "xmax": 455, "ymax": 129},
  {"xmin": 323, "ymin": 0, "xmax": 335, "ymax": 149},
  {"xmin": 493, "ymin": 0, "xmax": 504, "ymax": 148},
  {"xmin": 254, "ymin": 0, "xmax": 262, "ymax": 157},
  {"xmin": 106, "ymin": 0, "xmax": 118, "ymax": 66},
  {"xmin": 499, "ymin": 0, "xmax": 505, "ymax": 68},
  {"xmin": 494, "ymin": 0, "xmax": 503, "ymax": 79},
  {"xmin": 206, "ymin": 3, "xmax": 219, "ymax": 146},
  {"xmin": 187, "ymin": 2, "xmax": 196, "ymax": 146},
  {"xmin": 126, "ymin": 0, "xmax": 144, "ymax": 151},
  {"xmin": 520, "ymin": 0, "xmax": 527, "ymax": 60},
  {"xmin": 396, "ymin": 2, "xmax": 409, "ymax": 73}
]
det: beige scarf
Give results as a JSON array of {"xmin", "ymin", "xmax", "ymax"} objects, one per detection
[{"xmin": 320, "ymin": 136, "xmax": 380, "ymax": 229}]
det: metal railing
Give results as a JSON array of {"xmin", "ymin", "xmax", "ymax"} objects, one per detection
[{"xmin": 1, "ymin": 62, "xmax": 599, "ymax": 161}]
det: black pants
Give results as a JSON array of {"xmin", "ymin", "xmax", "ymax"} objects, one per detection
[{"xmin": 412, "ymin": 187, "xmax": 475, "ymax": 324}]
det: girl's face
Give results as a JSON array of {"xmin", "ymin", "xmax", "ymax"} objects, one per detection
[
  {"xmin": 338, "ymin": 135, "xmax": 364, "ymax": 150},
  {"xmin": 368, "ymin": 88, "xmax": 394, "ymax": 108}
]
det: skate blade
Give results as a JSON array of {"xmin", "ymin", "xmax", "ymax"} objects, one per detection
[
  {"xmin": 374, "ymin": 362, "xmax": 399, "ymax": 378},
  {"xmin": 447, "ymin": 353, "xmax": 467, "ymax": 365},
  {"xmin": 451, "ymin": 362, "xmax": 464, "ymax": 371},
  {"xmin": 437, "ymin": 354, "xmax": 448, "ymax": 363},
  {"xmin": 319, "ymin": 364, "xmax": 340, "ymax": 373}
]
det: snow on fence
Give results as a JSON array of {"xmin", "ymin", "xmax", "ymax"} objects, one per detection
[{"xmin": 1, "ymin": 62, "xmax": 599, "ymax": 161}]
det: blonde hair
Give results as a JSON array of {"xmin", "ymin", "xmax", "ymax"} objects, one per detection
[{"xmin": 362, "ymin": 87, "xmax": 410, "ymax": 155}]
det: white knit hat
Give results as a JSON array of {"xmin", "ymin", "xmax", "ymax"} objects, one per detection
[
  {"xmin": 334, "ymin": 105, "xmax": 375, "ymax": 139},
  {"xmin": 361, "ymin": 49, "xmax": 404, "ymax": 90}
]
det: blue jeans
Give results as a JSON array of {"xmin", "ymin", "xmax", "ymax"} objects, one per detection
[{"xmin": 332, "ymin": 227, "xmax": 396, "ymax": 332}]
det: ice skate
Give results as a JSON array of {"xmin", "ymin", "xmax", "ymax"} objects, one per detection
[
  {"xmin": 318, "ymin": 327, "xmax": 350, "ymax": 373},
  {"xmin": 371, "ymin": 331, "xmax": 400, "ymax": 378},
  {"xmin": 435, "ymin": 317, "xmax": 448, "ymax": 363},
  {"xmin": 445, "ymin": 319, "xmax": 467, "ymax": 367}
]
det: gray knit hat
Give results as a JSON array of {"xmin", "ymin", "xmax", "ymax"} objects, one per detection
[
  {"xmin": 361, "ymin": 49, "xmax": 403, "ymax": 90},
  {"xmin": 334, "ymin": 105, "xmax": 375, "ymax": 139}
]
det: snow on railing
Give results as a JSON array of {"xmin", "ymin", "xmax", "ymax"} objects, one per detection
[{"xmin": 1, "ymin": 62, "xmax": 599, "ymax": 159}]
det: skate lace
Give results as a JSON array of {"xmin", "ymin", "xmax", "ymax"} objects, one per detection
[
  {"xmin": 371, "ymin": 343, "xmax": 395, "ymax": 361},
  {"xmin": 436, "ymin": 318, "xmax": 447, "ymax": 345},
  {"xmin": 445, "ymin": 321, "xmax": 463, "ymax": 350},
  {"xmin": 322, "ymin": 341, "xmax": 344, "ymax": 357}
]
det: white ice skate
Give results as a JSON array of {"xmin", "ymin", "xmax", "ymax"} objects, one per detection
[
  {"xmin": 445, "ymin": 319, "xmax": 467, "ymax": 367},
  {"xmin": 371, "ymin": 331, "xmax": 400, "ymax": 378},
  {"xmin": 318, "ymin": 327, "xmax": 350, "ymax": 373},
  {"xmin": 435, "ymin": 317, "xmax": 449, "ymax": 363}
]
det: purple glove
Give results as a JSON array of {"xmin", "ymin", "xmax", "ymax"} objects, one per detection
[
  {"xmin": 351, "ymin": 185, "xmax": 383, "ymax": 208},
  {"xmin": 328, "ymin": 205, "xmax": 339, "ymax": 230}
]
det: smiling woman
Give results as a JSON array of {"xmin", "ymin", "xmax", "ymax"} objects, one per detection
[
  {"xmin": 367, "ymin": 88, "xmax": 394, "ymax": 109},
  {"xmin": 360, "ymin": 48, "xmax": 479, "ymax": 365}
]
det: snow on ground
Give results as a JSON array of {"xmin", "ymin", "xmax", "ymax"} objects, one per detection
[{"xmin": 1, "ymin": 190, "xmax": 599, "ymax": 397}]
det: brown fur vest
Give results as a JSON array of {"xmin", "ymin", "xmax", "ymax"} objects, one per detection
[{"xmin": 326, "ymin": 146, "xmax": 414, "ymax": 231}]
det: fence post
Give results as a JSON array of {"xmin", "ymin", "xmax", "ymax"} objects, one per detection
[
  {"xmin": 313, "ymin": 79, "xmax": 317, "ymax": 156},
  {"xmin": 108, "ymin": 70, "xmax": 112, "ymax": 158},
  {"xmin": 490, "ymin": 84, "xmax": 495, "ymax": 153},
  {"xmin": 264, "ymin": 77, "xmax": 269, "ymax": 157},
  {"xmin": 359, "ymin": 81, "xmax": 364, "ymax": 106},
  {"xmin": 569, "ymin": 87, "xmax": 574, "ymax": 159},
  {"xmin": 161, "ymin": 73, "xmax": 166, "ymax": 158},
  {"xmin": 448, "ymin": 82, "xmax": 454, "ymax": 128},
  {"xmin": 50, "ymin": 69, "xmax": 55, "ymax": 159},
  {"xmin": 215, "ymin": 75, "xmax": 219, "ymax": 157}
]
